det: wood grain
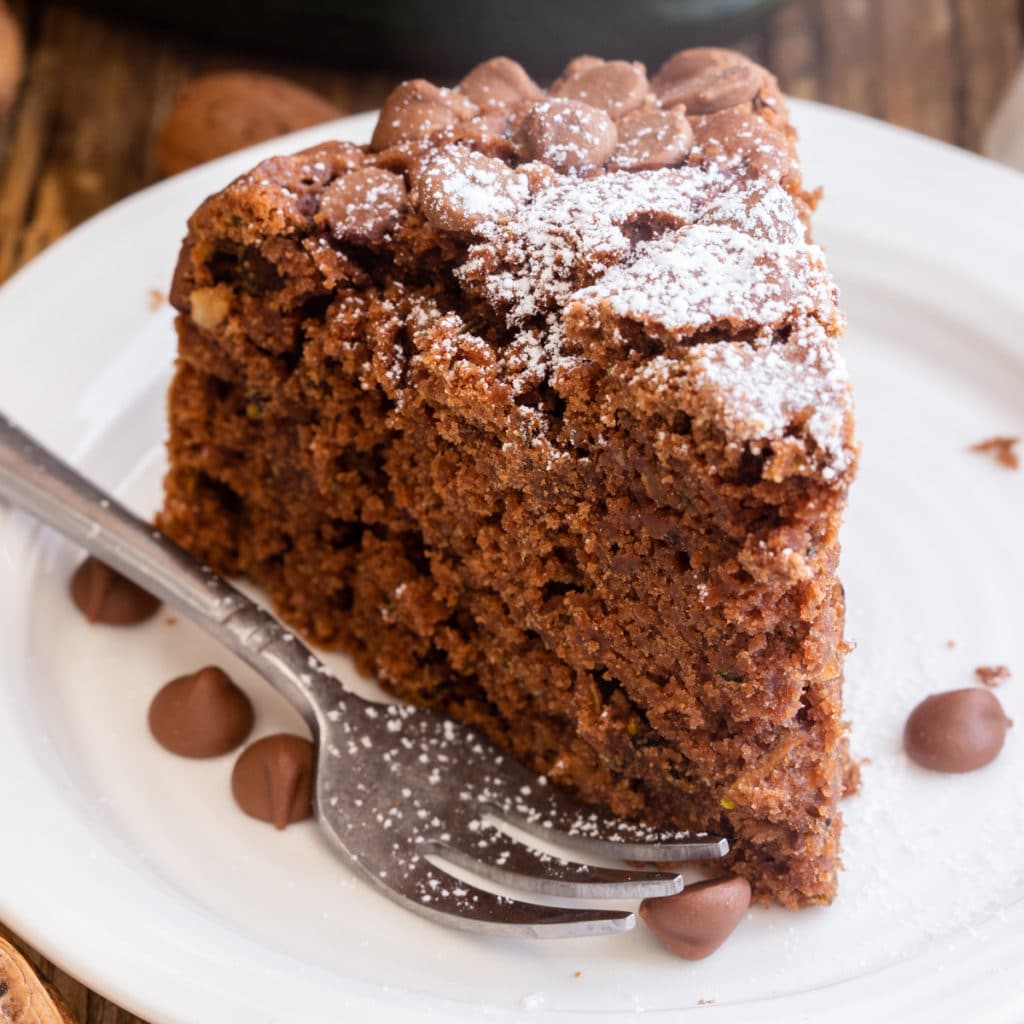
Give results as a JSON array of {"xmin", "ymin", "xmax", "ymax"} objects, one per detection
[{"xmin": 0, "ymin": 0, "xmax": 1021, "ymax": 1020}]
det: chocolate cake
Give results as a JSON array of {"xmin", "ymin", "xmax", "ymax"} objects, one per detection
[{"xmin": 159, "ymin": 48, "xmax": 858, "ymax": 907}]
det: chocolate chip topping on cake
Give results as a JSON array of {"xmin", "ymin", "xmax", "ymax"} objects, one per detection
[
  {"xmin": 315, "ymin": 166, "xmax": 407, "ymax": 245},
  {"xmin": 370, "ymin": 79, "xmax": 477, "ymax": 150},
  {"xmin": 610, "ymin": 108, "xmax": 694, "ymax": 171},
  {"xmin": 652, "ymin": 48, "xmax": 765, "ymax": 114},
  {"xmin": 549, "ymin": 58, "xmax": 650, "ymax": 118},
  {"xmin": 513, "ymin": 98, "xmax": 620, "ymax": 174},
  {"xmin": 457, "ymin": 56, "xmax": 543, "ymax": 110},
  {"xmin": 161, "ymin": 48, "xmax": 856, "ymax": 908},
  {"xmin": 412, "ymin": 147, "xmax": 530, "ymax": 233},
  {"xmin": 325, "ymin": 51, "xmax": 842, "ymax": 481}
]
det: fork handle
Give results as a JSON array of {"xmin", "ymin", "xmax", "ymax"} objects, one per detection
[{"xmin": 0, "ymin": 411, "xmax": 350, "ymax": 732}]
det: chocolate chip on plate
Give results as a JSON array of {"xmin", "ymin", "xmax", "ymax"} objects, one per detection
[
  {"xmin": 653, "ymin": 47, "xmax": 763, "ymax": 115},
  {"xmin": 514, "ymin": 98, "xmax": 618, "ymax": 175},
  {"xmin": 458, "ymin": 56, "xmax": 542, "ymax": 110},
  {"xmin": 232, "ymin": 733, "xmax": 315, "ymax": 829},
  {"xmin": 149, "ymin": 666, "xmax": 254, "ymax": 759},
  {"xmin": 640, "ymin": 875, "xmax": 751, "ymax": 960},
  {"xmin": 903, "ymin": 688, "xmax": 1012, "ymax": 772},
  {"xmin": 70, "ymin": 555, "xmax": 160, "ymax": 625}
]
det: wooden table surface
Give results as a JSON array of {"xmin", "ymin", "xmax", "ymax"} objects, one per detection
[{"xmin": 0, "ymin": 0, "xmax": 1021, "ymax": 1020}]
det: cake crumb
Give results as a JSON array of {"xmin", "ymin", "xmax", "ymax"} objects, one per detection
[
  {"xmin": 572, "ymin": 971, "xmax": 582, "ymax": 979},
  {"xmin": 148, "ymin": 288, "xmax": 168, "ymax": 311},
  {"xmin": 968, "ymin": 436, "xmax": 1019, "ymax": 469},
  {"xmin": 698, "ymin": 997, "xmax": 716, "ymax": 1005},
  {"xmin": 975, "ymin": 665, "xmax": 1011, "ymax": 688},
  {"xmin": 945, "ymin": 640, "xmax": 956, "ymax": 650}
]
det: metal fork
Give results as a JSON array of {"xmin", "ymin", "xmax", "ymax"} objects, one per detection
[{"xmin": 0, "ymin": 413, "xmax": 727, "ymax": 938}]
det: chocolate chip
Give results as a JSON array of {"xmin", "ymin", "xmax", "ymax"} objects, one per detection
[
  {"xmin": 904, "ymin": 688, "xmax": 1012, "ymax": 773},
  {"xmin": 232, "ymin": 733, "xmax": 315, "ymax": 829},
  {"xmin": 70, "ymin": 556, "xmax": 160, "ymax": 625},
  {"xmin": 553, "ymin": 55, "xmax": 605, "ymax": 83},
  {"xmin": 550, "ymin": 59, "xmax": 649, "ymax": 119},
  {"xmin": 316, "ymin": 166, "xmax": 407, "ymax": 244},
  {"xmin": 514, "ymin": 98, "xmax": 618, "ymax": 175},
  {"xmin": 610, "ymin": 108, "xmax": 694, "ymax": 170},
  {"xmin": 699, "ymin": 182, "xmax": 801, "ymax": 243},
  {"xmin": 692, "ymin": 108, "xmax": 792, "ymax": 182},
  {"xmin": 370, "ymin": 79, "xmax": 477, "ymax": 150},
  {"xmin": 653, "ymin": 48, "xmax": 763, "ymax": 114},
  {"xmin": 640, "ymin": 875, "xmax": 751, "ymax": 960},
  {"xmin": 458, "ymin": 56, "xmax": 542, "ymax": 110},
  {"xmin": 413, "ymin": 146, "xmax": 529, "ymax": 233},
  {"xmin": 149, "ymin": 666, "xmax": 254, "ymax": 759}
]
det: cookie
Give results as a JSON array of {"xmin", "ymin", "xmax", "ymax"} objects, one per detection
[
  {"xmin": 0, "ymin": 1, "xmax": 25, "ymax": 121},
  {"xmin": 156, "ymin": 71, "xmax": 341, "ymax": 177}
]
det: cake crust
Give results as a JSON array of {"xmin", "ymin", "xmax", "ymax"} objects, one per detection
[{"xmin": 159, "ymin": 48, "xmax": 858, "ymax": 907}]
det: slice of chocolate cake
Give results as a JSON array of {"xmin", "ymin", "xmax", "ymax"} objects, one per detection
[{"xmin": 159, "ymin": 49, "xmax": 858, "ymax": 907}]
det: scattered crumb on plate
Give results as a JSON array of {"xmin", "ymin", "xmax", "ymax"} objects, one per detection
[
  {"xmin": 975, "ymin": 664, "xmax": 1011, "ymax": 687},
  {"xmin": 968, "ymin": 435, "xmax": 1020, "ymax": 469}
]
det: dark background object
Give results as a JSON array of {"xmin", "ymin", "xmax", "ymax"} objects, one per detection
[{"xmin": 79, "ymin": 0, "xmax": 785, "ymax": 79}]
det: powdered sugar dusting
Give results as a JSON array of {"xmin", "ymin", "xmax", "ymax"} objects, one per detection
[
  {"xmin": 416, "ymin": 147, "xmax": 530, "ymax": 232},
  {"xmin": 460, "ymin": 167, "xmax": 708, "ymax": 324},
  {"xmin": 518, "ymin": 98, "xmax": 617, "ymax": 173},
  {"xmin": 436, "ymin": 151, "xmax": 851, "ymax": 473},
  {"xmin": 687, "ymin": 320, "xmax": 853, "ymax": 473},
  {"xmin": 578, "ymin": 224, "xmax": 834, "ymax": 335}
]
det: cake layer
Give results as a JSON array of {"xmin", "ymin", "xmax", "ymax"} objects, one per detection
[{"xmin": 159, "ymin": 49, "xmax": 858, "ymax": 906}]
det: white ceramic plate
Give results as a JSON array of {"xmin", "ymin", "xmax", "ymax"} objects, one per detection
[{"xmin": 1, "ymin": 102, "xmax": 1022, "ymax": 1024}]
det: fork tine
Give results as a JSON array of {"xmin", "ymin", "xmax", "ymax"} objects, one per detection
[
  {"xmin": 390, "ymin": 859, "xmax": 635, "ymax": 938},
  {"xmin": 430, "ymin": 826, "xmax": 685, "ymax": 899},
  {"xmin": 484, "ymin": 794, "xmax": 729, "ymax": 864}
]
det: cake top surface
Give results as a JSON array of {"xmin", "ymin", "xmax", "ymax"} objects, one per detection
[{"xmin": 186, "ymin": 48, "xmax": 854, "ymax": 484}]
